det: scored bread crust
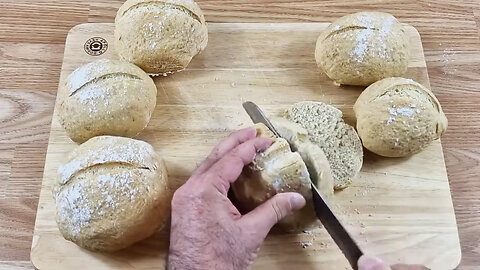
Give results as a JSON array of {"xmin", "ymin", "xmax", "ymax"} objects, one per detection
[
  {"xmin": 54, "ymin": 136, "xmax": 172, "ymax": 252},
  {"xmin": 354, "ymin": 77, "xmax": 448, "ymax": 157},
  {"xmin": 315, "ymin": 12, "xmax": 409, "ymax": 86},
  {"xmin": 116, "ymin": 0, "xmax": 206, "ymax": 24},
  {"xmin": 285, "ymin": 101, "xmax": 363, "ymax": 190},
  {"xmin": 114, "ymin": 0, "xmax": 208, "ymax": 74},
  {"xmin": 57, "ymin": 59, "xmax": 157, "ymax": 143}
]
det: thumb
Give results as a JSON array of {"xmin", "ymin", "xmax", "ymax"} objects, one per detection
[
  {"xmin": 240, "ymin": 192, "xmax": 306, "ymax": 234},
  {"xmin": 358, "ymin": 255, "xmax": 391, "ymax": 270}
]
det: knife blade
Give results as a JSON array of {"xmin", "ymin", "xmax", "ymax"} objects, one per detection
[
  {"xmin": 310, "ymin": 183, "xmax": 363, "ymax": 270},
  {"xmin": 242, "ymin": 101, "xmax": 363, "ymax": 270},
  {"xmin": 242, "ymin": 101, "xmax": 281, "ymax": 138}
]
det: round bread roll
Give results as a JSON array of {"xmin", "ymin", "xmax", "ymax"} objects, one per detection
[
  {"xmin": 232, "ymin": 123, "xmax": 333, "ymax": 232},
  {"xmin": 354, "ymin": 77, "xmax": 448, "ymax": 157},
  {"xmin": 285, "ymin": 101, "xmax": 363, "ymax": 190},
  {"xmin": 57, "ymin": 59, "xmax": 157, "ymax": 143},
  {"xmin": 114, "ymin": 0, "xmax": 208, "ymax": 74},
  {"xmin": 315, "ymin": 12, "xmax": 409, "ymax": 86},
  {"xmin": 54, "ymin": 136, "xmax": 171, "ymax": 252}
]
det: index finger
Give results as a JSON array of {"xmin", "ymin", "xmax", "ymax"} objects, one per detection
[
  {"xmin": 192, "ymin": 127, "xmax": 257, "ymax": 176},
  {"xmin": 204, "ymin": 137, "xmax": 272, "ymax": 195}
]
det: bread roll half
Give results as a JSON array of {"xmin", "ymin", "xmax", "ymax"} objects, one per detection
[
  {"xmin": 285, "ymin": 101, "xmax": 363, "ymax": 190},
  {"xmin": 271, "ymin": 117, "xmax": 334, "ymax": 197}
]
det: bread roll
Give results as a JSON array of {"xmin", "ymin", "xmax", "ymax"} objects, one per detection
[
  {"xmin": 57, "ymin": 59, "xmax": 157, "ymax": 143},
  {"xmin": 354, "ymin": 77, "xmax": 448, "ymax": 157},
  {"xmin": 315, "ymin": 12, "xmax": 409, "ymax": 86},
  {"xmin": 232, "ymin": 124, "xmax": 319, "ymax": 232},
  {"xmin": 54, "ymin": 136, "xmax": 171, "ymax": 252},
  {"xmin": 114, "ymin": 0, "xmax": 208, "ymax": 74},
  {"xmin": 285, "ymin": 101, "xmax": 363, "ymax": 189}
]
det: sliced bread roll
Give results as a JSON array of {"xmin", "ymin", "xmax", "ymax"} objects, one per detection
[
  {"xmin": 285, "ymin": 102, "xmax": 363, "ymax": 189},
  {"xmin": 232, "ymin": 123, "xmax": 317, "ymax": 231},
  {"xmin": 271, "ymin": 117, "xmax": 334, "ymax": 197}
]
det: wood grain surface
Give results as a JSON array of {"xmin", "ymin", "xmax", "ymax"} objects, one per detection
[
  {"xmin": 0, "ymin": 1, "xmax": 479, "ymax": 269},
  {"xmin": 30, "ymin": 22, "xmax": 460, "ymax": 270}
]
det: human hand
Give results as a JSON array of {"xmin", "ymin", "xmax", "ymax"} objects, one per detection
[
  {"xmin": 358, "ymin": 255, "xmax": 430, "ymax": 270},
  {"xmin": 167, "ymin": 127, "xmax": 307, "ymax": 270}
]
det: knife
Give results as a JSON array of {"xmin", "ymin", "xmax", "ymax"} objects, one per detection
[{"xmin": 242, "ymin": 101, "xmax": 364, "ymax": 270}]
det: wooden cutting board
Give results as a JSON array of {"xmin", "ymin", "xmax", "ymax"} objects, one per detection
[{"xmin": 30, "ymin": 23, "xmax": 461, "ymax": 270}]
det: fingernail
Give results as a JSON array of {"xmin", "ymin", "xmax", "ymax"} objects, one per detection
[
  {"xmin": 290, "ymin": 193, "xmax": 306, "ymax": 210},
  {"xmin": 358, "ymin": 255, "xmax": 387, "ymax": 270}
]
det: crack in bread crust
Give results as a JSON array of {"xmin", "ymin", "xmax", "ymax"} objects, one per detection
[
  {"xmin": 68, "ymin": 73, "xmax": 142, "ymax": 97},
  {"xmin": 121, "ymin": 1, "xmax": 202, "ymax": 23},
  {"xmin": 324, "ymin": 25, "xmax": 379, "ymax": 41},
  {"xmin": 60, "ymin": 161, "xmax": 155, "ymax": 186},
  {"xmin": 371, "ymin": 83, "xmax": 440, "ymax": 113}
]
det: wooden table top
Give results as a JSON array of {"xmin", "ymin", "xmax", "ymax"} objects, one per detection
[{"xmin": 0, "ymin": 1, "xmax": 479, "ymax": 269}]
